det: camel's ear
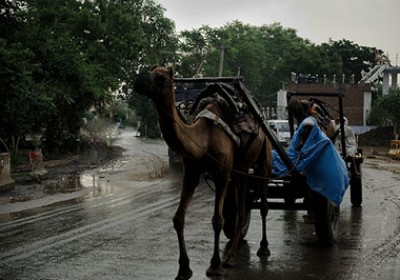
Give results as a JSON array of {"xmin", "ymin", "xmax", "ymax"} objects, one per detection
[{"xmin": 168, "ymin": 67, "xmax": 174, "ymax": 78}]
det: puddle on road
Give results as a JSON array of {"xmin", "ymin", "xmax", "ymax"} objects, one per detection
[
  {"xmin": 43, "ymin": 176, "xmax": 83, "ymax": 194},
  {"xmin": 6, "ymin": 173, "xmax": 116, "ymax": 206},
  {"xmin": 80, "ymin": 173, "xmax": 115, "ymax": 198},
  {"xmin": 42, "ymin": 173, "xmax": 114, "ymax": 198},
  {"xmin": 67, "ymin": 174, "xmax": 114, "ymax": 196},
  {"xmin": 0, "ymin": 173, "xmax": 116, "ymax": 221}
]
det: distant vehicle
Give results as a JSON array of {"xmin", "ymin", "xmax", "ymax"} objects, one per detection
[{"xmin": 267, "ymin": 120, "xmax": 291, "ymax": 146}]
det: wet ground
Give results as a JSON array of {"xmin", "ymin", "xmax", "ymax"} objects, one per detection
[
  {"xmin": 1, "ymin": 133, "xmax": 400, "ymax": 280},
  {"xmin": 0, "ymin": 129, "xmax": 168, "ymax": 215}
]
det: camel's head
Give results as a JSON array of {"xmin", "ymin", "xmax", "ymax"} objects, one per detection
[
  {"xmin": 288, "ymin": 98, "xmax": 310, "ymax": 124},
  {"xmin": 134, "ymin": 66, "xmax": 174, "ymax": 102}
]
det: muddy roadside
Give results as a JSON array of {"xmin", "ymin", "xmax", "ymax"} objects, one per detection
[
  {"xmin": 0, "ymin": 144, "xmax": 123, "ymax": 206},
  {"xmin": 361, "ymin": 145, "xmax": 400, "ymax": 177},
  {"xmin": 0, "ymin": 130, "xmax": 170, "ymax": 212}
]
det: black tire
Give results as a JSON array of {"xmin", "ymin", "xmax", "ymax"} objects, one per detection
[
  {"xmin": 313, "ymin": 192, "xmax": 340, "ymax": 245},
  {"xmin": 223, "ymin": 186, "xmax": 251, "ymax": 240},
  {"xmin": 350, "ymin": 163, "xmax": 362, "ymax": 207}
]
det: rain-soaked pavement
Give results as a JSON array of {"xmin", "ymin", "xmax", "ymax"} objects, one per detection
[{"xmin": 1, "ymin": 131, "xmax": 400, "ymax": 280}]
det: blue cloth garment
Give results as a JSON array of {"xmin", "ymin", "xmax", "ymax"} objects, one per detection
[{"xmin": 272, "ymin": 117, "xmax": 349, "ymax": 205}]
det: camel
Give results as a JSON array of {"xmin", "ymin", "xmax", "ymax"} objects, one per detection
[
  {"xmin": 288, "ymin": 98, "xmax": 337, "ymax": 140},
  {"xmin": 134, "ymin": 66, "xmax": 272, "ymax": 280}
]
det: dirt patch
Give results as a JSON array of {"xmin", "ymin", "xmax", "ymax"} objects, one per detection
[
  {"xmin": 356, "ymin": 126, "xmax": 395, "ymax": 159},
  {"xmin": 13, "ymin": 144, "xmax": 122, "ymax": 183},
  {"xmin": 358, "ymin": 126, "xmax": 394, "ymax": 148}
]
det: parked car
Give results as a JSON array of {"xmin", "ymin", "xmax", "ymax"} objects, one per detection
[{"xmin": 267, "ymin": 120, "xmax": 291, "ymax": 146}]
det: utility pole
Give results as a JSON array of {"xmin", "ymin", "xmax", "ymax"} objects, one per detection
[{"xmin": 218, "ymin": 45, "xmax": 225, "ymax": 77}]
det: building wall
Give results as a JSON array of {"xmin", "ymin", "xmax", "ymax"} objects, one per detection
[{"xmin": 287, "ymin": 83, "xmax": 372, "ymax": 126}]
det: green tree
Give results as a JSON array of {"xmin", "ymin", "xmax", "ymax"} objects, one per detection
[
  {"xmin": 138, "ymin": 0, "xmax": 178, "ymax": 67},
  {"xmin": 127, "ymin": 0, "xmax": 178, "ymax": 138},
  {"xmin": 256, "ymin": 22, "xmax": 316, "ymax": 105},
  {"xmin": 175, "ymin": 22, "xmax": 384, "ymax": 108},
  {"xmin": 1, "ymin": 0, "xmax": 175, "ymax": 152},
  {"xmin": 320, "ymin": 39, "xmax": 383, "ymax": 83},
  {"xmin": 370, "ymin": 89, "xmax": 400, "ymax": 138},
  {"xmin": 178, "ymin": 27, "xmax": 213, "ymax": 77},
  {"xmin": 0, "ymin": 0, "xmax": 52, "ymax": 153},
  {"xmin": 2, "ymin": 0, "xmax": 388, "ymax": 151}
]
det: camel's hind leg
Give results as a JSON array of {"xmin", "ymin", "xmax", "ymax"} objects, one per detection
[
  {"xmin": 206, "ymin": 174, "xmax": 230, "ymax": 277},
  {"xmin": 173, "ymin": 161, "xmax": 201, "ymax": 280},
  {"xmin": 257, "ymin": 178, "xmax": 270, "ymax": 257},
  {"xmin": 222, "ymin": 175, "xmax": 247, "ymax": 267},
  {"xmin": 257, "ymin": 144, "xmax": 271, "ymax": 257}
]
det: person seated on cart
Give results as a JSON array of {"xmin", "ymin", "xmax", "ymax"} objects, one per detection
[
  {"xmin": 335, "ymin": 117, "xmax": 357, "ymax": 157},
  {"xmin": 288, "ymin": 98, "xmax": 337, "ymax": 141},
  {"xmin": 335, "ymin": 116, "xmax": 360, "ymax": 175},
  {"xmin": 273, "ymin": 100, "xmax": 349, "ymax": 208}
]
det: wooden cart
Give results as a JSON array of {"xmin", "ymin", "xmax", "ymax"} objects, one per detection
[{"xmin": 172, "ymin": 77, "xmax": 363, "ymax": 245}]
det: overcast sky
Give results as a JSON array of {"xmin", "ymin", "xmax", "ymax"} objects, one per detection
[{"xmin": 157, "ymin": 0, "xmax": 400, "ymax": 65}]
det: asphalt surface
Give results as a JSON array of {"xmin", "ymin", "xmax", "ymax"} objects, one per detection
[
  {"xmin": 1, "ymin": 155, "xmax": 400, "ymax": 280},
  {"xmin": 1, "ymin": 130, "xmax": 400, "ymax": 280}
]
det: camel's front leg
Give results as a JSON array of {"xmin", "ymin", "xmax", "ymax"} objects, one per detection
[
  {"xmin": 173, "ymin": 166, "xmax": 200, "ymax": 280},
  {"xmin": 206, "ymin": 176, "xmax": 229, "ymax": 277}
]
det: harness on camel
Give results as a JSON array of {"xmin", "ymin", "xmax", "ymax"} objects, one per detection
[{"xmin": 180, "ymin": 82, "xmax": 261, "ymax": 149}]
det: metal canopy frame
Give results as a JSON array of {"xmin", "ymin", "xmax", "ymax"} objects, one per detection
[{"xmin": 286, "ymin": 91, "xmax": 347, "ymax": 158}]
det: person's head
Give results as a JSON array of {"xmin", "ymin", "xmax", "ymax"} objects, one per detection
[
  {"xmin": 288, "ymin": 99, "xmax": 309, "ymax": 123},
  {"xmin": 343, "ymin": 117, "xmax": 348, "ymax": 126},
  {"xmin": 335, "ymin": 117, "xmax": 348, "ymax": 126}
]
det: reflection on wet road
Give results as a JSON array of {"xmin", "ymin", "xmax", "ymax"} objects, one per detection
[{"xmin": 1, "ymin": 160, "xmax": 400, "ymax": 280}]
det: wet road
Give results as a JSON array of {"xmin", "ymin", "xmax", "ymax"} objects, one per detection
[{"xmin": 1, "ymin": 145, "xmax": 400, "ymax": 279}]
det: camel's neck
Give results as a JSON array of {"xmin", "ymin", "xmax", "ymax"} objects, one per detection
[{"xmin": 153, "ymin": 90, "xmax": 208, "ymax": 158}]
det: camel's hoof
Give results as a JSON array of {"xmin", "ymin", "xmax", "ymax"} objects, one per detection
[
  {"xmin": 175, "ymin": 268, "xmax": 193, "ymax": 280},
  {"xmin": 257, "ymin": 245, "xmax": 271, "ymax": 257},
  {"xmin": 206, "ymin": 265, "xmax": 225, "ymax": 277},
  {"xmin": 222, "ymin": 254, "xmax": 239, "ymax": 267}
]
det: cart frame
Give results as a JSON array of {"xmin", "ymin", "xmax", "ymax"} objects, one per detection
[{"xmin": 172, "ymin": 77, "xmax": 363, "ymax": 244}]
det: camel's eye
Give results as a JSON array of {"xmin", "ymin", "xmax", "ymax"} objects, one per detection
[{"xmin": 154, "ymin": 73, "xmax": 165, "ymax": 88}]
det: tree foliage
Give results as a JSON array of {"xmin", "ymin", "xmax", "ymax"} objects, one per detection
[
  {"xmin": 125, "ymin": 0, "xmax": 177, "ymax": 138},
  {"xmin": 320, "ymin": 39, "xmax": 383, "ymax": 82},
  {"xmin": 0, "ymin": 0, "xmax": 177, "ymax": 153},
  {"xmin": 369, "ymin": 89, "xmax": 400, "ymax": 138},
  {"xmin": 175, "ymin": 22, "xmax": 383, "ymax": 107},
  {"xmin": 1, "ymin": 0, "xmax": 387, "ymax": 151}
]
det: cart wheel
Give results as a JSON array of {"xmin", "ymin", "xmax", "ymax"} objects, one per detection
[
  {"xmin": 350, "ymin": 162, "xmax": 362, "ymax": 207},
  {"xmin": 223, "ymin": 186, "xmax": 251, "ymax": 240},
  {"xmin": 313, "ymin": 192, "xmax": 340, "ymax": 245}
]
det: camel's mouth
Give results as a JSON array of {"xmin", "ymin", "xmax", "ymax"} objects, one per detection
[
  {"xmin": 133, "ymin": 71, "xmax": 152, "ymax": 96},
  {"xmin": 134, "ymin": 67, "xmax": 174, "ymax": 101}
]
